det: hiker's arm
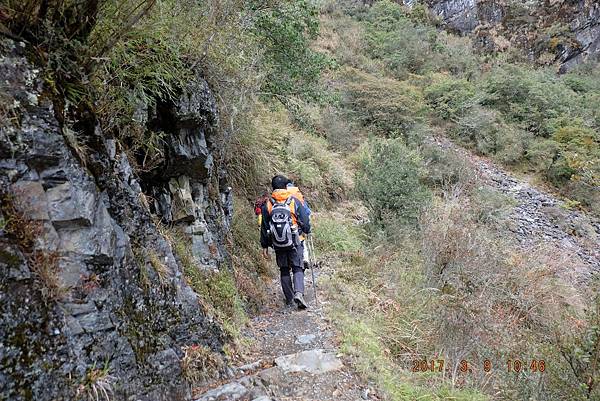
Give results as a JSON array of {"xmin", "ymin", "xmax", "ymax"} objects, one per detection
[
  {"xmin": 260, "ymin": 203, "xmax": 271, "ymax": 249},
  {"xmin": 295, "ymin": 198, "xmax": 311, "ymax": 234}
]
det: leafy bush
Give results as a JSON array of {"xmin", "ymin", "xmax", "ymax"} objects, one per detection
[
  {"xmin": 363, "ymin": 1, "xmax": 435, "ymax": 77},
  {"xmin": 432, "ymin": 31, "xmax": 479, "ymax": 78},
  {"xmin": 419, "ymin": 143, "xmax": 475, "ymax": 190},
  {"xmin": 452, "ymin": 106, "xmax": 503, "ymax": 154},
  {"xmin": 356, "ymin": 138, "xmax": 430, "ymax": 225},
  {"xmin": 526, "ymin": 139, "xmax": 562, "ymax": 174},
  {"xmin": 252, "ymin": 0, "xmax": 332, "ymax": 104},
  {"xmin": 553, "ymin": 125, "xmax": 599, "ymax": 149},
  {"xmin": 495, "ymin": 126, "xmax": 532, "ymax": 165},
  {"xmin": 319, "ymin": 106, "xmax": 360, "ymax": 151},
  {"xmin": 480, "ymin": 64, "xmax": 577, "ymax": 136},
  {"xmin": 343, "ymin": 68, "xmax": 426, "ymax": 136},
  {"xmin": 452, "ymin": 106, "xmax": 531, "ymax": 164},
  {"xmin": 424, "ymin": 75, "xmax": 478, "ymax": 120}
]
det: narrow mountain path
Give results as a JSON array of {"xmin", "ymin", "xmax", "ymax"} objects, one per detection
[
  {"xmin": 193, "ymin": 269, "xmax": 378, "ymax": 401},
  {"xmin": 431, "ymin": 135, "xmax": 600, "ymax": 280},
  {"xmin": 194, "ymin": 135, "xmax": 599, "ymax": 401}
]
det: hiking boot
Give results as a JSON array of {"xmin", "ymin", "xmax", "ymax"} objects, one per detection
[{"xmin": 293, "ymin": 292, "xmax": 308, "ymax": 310}]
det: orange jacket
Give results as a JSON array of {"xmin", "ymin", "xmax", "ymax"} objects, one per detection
[{"xmin": 286, "ymin": 186, "xmax": 305, "ymax": 205}]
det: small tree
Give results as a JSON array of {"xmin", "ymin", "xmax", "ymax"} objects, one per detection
[{"xmin": 356, "ymin": 138, "xmax": 430, "ymax": 225}]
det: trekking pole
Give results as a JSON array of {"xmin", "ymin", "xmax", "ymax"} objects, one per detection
[{"xmin": 307, "ymin": 234, "xmax": 318, "ymax": 305}]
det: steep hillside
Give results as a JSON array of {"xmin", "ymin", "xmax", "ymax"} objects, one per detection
[
  {"xmin": 1, "ymin": 0, "xmax": 599, "ymax": 401},
  {"xmin": 312, "ymin": 1, "xmax": 600, "ymax": 400}
]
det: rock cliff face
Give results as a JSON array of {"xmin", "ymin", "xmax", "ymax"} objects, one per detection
[
  {"xmin": 0, "ymin": 39, "xmax": 232, "ymax": 400},
  {"xmin": 423, "ymin": 0, "xmax": 600, "ymax": 70}
]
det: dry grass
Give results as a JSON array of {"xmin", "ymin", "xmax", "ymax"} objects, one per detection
[
  {"xmin": 323, "ymin": 180, "xmax": 595, "ymax": 399},
  {"xmin": 76, "ymin": 363, "xmax": 115, "ymax": 401},
  {"xmin": 0, "ymin": 190, "xmax": 65, "ymax": 300},
  {"xmin": 420, "ymin": 187, "xmax": 592, "ymax": 395},
  {"xmin": 148, "ymin": 249, "xmax": 170, "ymax": 286},
  {"xmin": 228, "ymin": 103, "xmax": 353, "ymax": 205},
  {"xmin": 181, "ymin": 344, "xmax": 223, "ymax": 384},
  {"xmin": 29, "ymin": 249, "xmax": 65, "ymax": 300}
]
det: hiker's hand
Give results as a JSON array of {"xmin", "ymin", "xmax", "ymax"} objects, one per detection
[{"xmin": 262, "ymin": 248, "xmax": 270, "ymax": 260}]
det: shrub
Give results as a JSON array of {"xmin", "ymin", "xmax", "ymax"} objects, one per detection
[
  {"xmin": 495, "ymin": 126, "xmax": 532, "ymax": 165},
  {"xmin": 563, "ymin": 62, "xmax": 600, "ymax": 93},
  {"xmin": 480, "ymin": 64, "xmax": 578, "ymax": 136},
  {"xmin": 544, "ymin": 125, "xmax": 600, "ymax": 207},
  {"xmin": 424, "ymin": 75, "xmax": 478, "ymax": 120},
  {"xmin": 452, "ymin": 106, "xmax": 530, "ymax": 164},
  {"xmin": 319, "ymin": 106, "xmax": 360, "ymax": 151},
  {"xmin": 364, "ymin": 2, "xmax": 436, "ymax": 77},
  {"xmin": 419, "ymin": 143, "xmax": 475, "ymax": 190},
  {"xmin": 526, "ymin": 138, "xmax": 562, "ymax": 174},
  {"xmin": 343, "ymin": 68, "xmax": 426, "ymax": 136},
  {"xmin": 358, "ymin": 0, "xmax": 476, "ymax": 79},
  {"xmin": 356, "ymin": 138, "xmax": 430, "ymax": 225},
  {"xmin": 452, "ymin": 106, "xmax": 503, "ymax": 155},
  {"xmin": 252, "ymin": 0, "xmax": 332, "ymax": 104},
  {"xmin": 432, "ymin": 31, "xmax": 479, "ymax": 78},
  {"xmin": 552, "ymin": 125, "xmax": 599, "ymax": 150}
]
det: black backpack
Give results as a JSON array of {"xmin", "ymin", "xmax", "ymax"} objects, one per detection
[{"xmin": 268, "ymin": 197, "xmax": 299, "ymax": 250}]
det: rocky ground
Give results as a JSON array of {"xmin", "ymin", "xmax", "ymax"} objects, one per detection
[
  {"xmin": 431, "ymin": 136, "xmax": 600, "ymax": 281},
  {"xmin": 193, "ymin": 271, "xmax": 378, "ymax": 401}
]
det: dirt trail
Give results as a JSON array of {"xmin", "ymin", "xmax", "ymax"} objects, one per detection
[
  {"xmin": 193, "ymin": 270, "xmax": 377, "ymax": 401},
  {"xmin": 431, "ymin": 136, "xmax": 600, "ymax": 280}
]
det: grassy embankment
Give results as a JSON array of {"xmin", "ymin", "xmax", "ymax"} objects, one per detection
[{"xmin": 296, "ymin": 2, "xmax": 600, "ymax": 400}]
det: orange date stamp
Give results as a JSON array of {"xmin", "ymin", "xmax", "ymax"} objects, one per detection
[{"xmin": 411, "ymin": 359, "xmax": 546, "ymax": 373}]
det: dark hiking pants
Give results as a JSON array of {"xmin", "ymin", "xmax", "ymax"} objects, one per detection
[{"xmin": 275, "ymin": 243, "xmax": 305, "ymax": 303}]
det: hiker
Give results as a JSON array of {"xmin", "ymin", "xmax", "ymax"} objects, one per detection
[
  {"xmin": 286, "ymin": 181, "xmax": 311, "ymax": 270},
  {"xmin": 261, "ymin": 175, "xmax": 311, "ymax": 309},
  {"xmin": 254, "ymin": 193, "xmax": 269, "ymax": 227}
]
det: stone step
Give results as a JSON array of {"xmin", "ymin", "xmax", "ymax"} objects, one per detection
[{"xmin": 194, "ymin": 349, "xmax": 344, "ymax": 401}]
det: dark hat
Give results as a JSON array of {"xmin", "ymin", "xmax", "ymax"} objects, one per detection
[{"xmin": 271, "ymin": 175, "xmax": 289, "ymax": 190}]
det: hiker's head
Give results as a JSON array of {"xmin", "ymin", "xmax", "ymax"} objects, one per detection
[
  {"xmin": 286, "ymin": 180, "xmax": 295, "ymax": 189},
  {"xmin": 271, "ymin": 175, "xmax": 289, "ymax": 190}
]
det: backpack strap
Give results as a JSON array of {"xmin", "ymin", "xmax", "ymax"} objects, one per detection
[
  {"xmin": 288, "ymin": 198, "xmax": 297, "ymax": 226},
  {"xmin": 267, "ymin": 198, "xmax": 275, "ymax": 214}
]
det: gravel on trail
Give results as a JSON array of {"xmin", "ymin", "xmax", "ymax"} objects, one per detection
[{"xmin": 193, "ymin": 273, "xmax": 380, "ymax": 401}]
